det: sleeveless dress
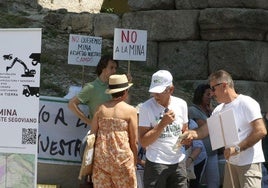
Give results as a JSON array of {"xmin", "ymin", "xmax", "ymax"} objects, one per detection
[{"xmin": 92, "ymin": 117, "xmax": 137, "ymax": 188}]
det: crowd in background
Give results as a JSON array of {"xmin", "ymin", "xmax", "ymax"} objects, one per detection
[{"xmin": 69, "ymin": 55, "xmax": 267, "ymax": 188}]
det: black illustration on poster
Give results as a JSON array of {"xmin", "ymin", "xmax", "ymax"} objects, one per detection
[
  {"xmin": 3, "ymin": 53, "xmax": 40, "ymax": 77},
  {"xmin": 2, "ymin": 53, "xmax": 40, "ymax": 97}
]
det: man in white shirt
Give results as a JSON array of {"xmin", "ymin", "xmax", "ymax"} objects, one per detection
[
  {"xmin": 139, "ymin": 70, "xmax": 188, "ymax": 188},
  {"xmin": 182, "ymin": 70, "xmax": 267, "ymax": 188}
]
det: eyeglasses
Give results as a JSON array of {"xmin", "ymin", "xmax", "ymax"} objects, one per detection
[{"xmin": 210, "ymin": 83, "xmax": 223, "ymax": 92}]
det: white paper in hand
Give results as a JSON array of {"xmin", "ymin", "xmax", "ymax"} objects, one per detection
[{"xmin": 207, "ymin": 109, "xmax": 239, "ymax": 150}]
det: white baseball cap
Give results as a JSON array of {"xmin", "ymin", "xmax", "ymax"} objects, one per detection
[{"xmin": 149, "ymin": 70, "xmax": 173, "ymax": 93}]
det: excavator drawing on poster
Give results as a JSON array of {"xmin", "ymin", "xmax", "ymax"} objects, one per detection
[
  {"xmin": 3, "ymin": 54, "xmax": 12, "ymax": 60},
  {"xmin": 3, "ymin": 54, "xmax": 36, "ymax": 77}
]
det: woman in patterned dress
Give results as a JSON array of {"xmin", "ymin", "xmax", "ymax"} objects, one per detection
[{"xmin": 90, "ymin": 74, "xmax": 138, "ymax": 188}]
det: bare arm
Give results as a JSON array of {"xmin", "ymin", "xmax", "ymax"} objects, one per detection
[
  {"xmin": 239, "ymin": 118, "xmax": 267, "ymax": 150},
  {"xmin": 139, "ymin": 109, "xmax": 175, "ymax": 148},
  {"xmin": 195, "ymin": 119, "xmax": 207, "ymax": 127},
  {"xmin": 181, "ymin": 123, "xmax": 209, "ymax": 145},
  {"xmin": 90, "ymin": 107, "xmax": 99, "ymax": 135},
  {"xmin": 68, "ymin": 96, "xmax": 92, "ymax": 126},
  {"xmin": 190, "ymin": 147, "xmax": 202, "ymax": 160},
  {"xmin": 186, "ymin": 147, "xmax": 202, "ymax": 168},
  {"xmin": 182, "ymin": 123, "xmax": 188, "ymax": 133},
  {"xmin": 128, "ymin": 108, "xmax": 138, "ymax": 165},
  {"xmin": 224, "ymin": 118, "xmax": 267, "ymax": 159},
  {"xmin": 190, "ymin": 123, "xmax": 209, "ymax": 140}
]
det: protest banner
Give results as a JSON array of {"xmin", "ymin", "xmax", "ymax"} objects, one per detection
[
  {"xmin": 113, "ymin": 28, "xmax": 147, "ymax": 61},
  {"xmin": 207, "ymin": 108, "xmax": 239, "ymax": 187},
  {"xmin": 68, "ymin": 34, "xmax": 102, "ymax": 66},
  {"xmin": 207, "ymin": 109, "xmax": 239, "ymax": 150},
  {"xmin": 38, "ymin": 96, "xmax": 89, "ymax": 165}
]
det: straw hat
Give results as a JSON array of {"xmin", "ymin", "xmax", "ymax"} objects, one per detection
[{"xmin": 105, "ymin": 74, "xmax": 133, "ymax": 94}]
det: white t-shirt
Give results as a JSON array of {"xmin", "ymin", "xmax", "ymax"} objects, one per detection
[
  {"xmin": 212, "ymin": 94, "xmax": 264, "ymax": 166},
  {"xmin": 139, "ymin": 96, "xmax": 188, "ymax": 165}
]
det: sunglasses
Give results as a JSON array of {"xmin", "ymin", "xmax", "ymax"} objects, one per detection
[{"xmin": 210, "ymin": 83, "xmax": 223, "ymax": 92}]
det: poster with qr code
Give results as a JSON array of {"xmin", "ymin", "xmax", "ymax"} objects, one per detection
[{"xmin": 0, "ymin": 28, "xmax": 41, "ymax": 188}]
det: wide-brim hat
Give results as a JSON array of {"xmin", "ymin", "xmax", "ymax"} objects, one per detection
[{"xmin": 105, "ymin": 74, "xmax": 133, "ymax": 94}]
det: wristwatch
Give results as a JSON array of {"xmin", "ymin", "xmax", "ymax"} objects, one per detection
[{"xmin": 234, "ymin": 145, "xmax": 240, "ymax": 153}]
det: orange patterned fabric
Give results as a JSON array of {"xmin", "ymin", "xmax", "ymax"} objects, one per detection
[{"xmin": 92, "ymin": 117, "xmax": 137, "ymax": 188}]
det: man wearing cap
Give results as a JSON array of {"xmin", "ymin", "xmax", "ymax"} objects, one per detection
[{"xmin": 139, "ymin": 70, "xmax": 188, "ymax": 188}]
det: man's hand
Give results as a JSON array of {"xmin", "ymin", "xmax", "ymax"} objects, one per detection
[
  {"xmin": 160, "ymin": 109, "xmax": 175, "ymax": 126},
  {"xmin": 224, "ymin": 146, "xmax": 237, "ymax": 160},
  {"xmin": 181, "ymin": 123, "xmax": 209, "ymax": 145},
  {"xmin": 180, "ymin": 130, "xmax": 197, "ymax": 146}
]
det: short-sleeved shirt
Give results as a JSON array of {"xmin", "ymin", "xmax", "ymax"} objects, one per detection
[
  {"xmin": 77, "ymin": 77, "xmax": 112, "ymax": 119},
  {"xmin": 262, "ymin": 114, "xmax": 268, "ymax": 163},
  {"xmin": 212, "ymin": 94, "xmax": 264, "ymax": 166},
  {"xmin": 139, "ymin": 96, "xmax": 188, "ymax": 165}
]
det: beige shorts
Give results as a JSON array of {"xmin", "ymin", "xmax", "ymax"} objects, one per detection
[{"xmin": 223, "ymin": 162, "xmax": 262, "ymax": 188}]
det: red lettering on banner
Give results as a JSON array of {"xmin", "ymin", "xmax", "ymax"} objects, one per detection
[
  {"xmin": 71, "ymin": 36, "xmax": 79, "ymax": 43},
  {"xmin": 121, "ymin": 30, "xmax": 137, "ymax": 43}
]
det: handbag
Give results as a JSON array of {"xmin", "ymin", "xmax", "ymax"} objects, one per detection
[{"xmin": 78, "ymin": 133, "xmax": 96, "ymax": 180}]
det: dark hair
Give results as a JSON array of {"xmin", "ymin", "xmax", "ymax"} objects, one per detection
[
  {"xmin": 111, "ymin": 89, "xmax": 127, "ymax": 98},
  {"xmin": 193, "ymin": 84, "xmax": 211, "ymax": 105},
  {"xmin": 95, "ymin": 55, "xmax": 119, "ymax": 76}
]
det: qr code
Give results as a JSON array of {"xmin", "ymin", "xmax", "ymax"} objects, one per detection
[{"xmin": 22, "ymin": 128, "xmax": 37, "ymax": 144}]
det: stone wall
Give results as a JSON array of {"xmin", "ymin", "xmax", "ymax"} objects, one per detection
[
  {"xmin": 40, "ymin": 0, "xmax": 268, "ymax": 112},
  {"xmin": 38, "ymin": 0, "xmax": 104, "ymax": 13}
]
